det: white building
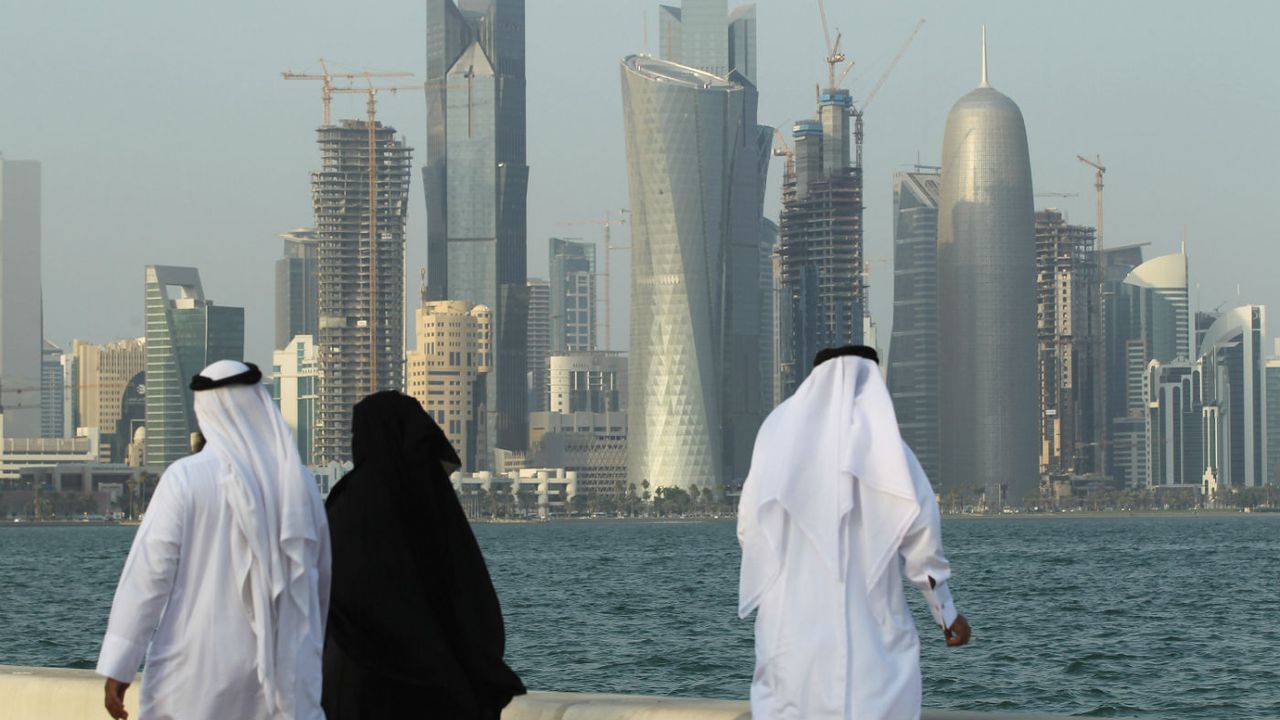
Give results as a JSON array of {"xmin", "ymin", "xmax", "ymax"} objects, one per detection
[
  {"xmin": 0, "ymin": 158, "xmax": 44, "ymax": 438},
  {"xmin": 272, "ymin": 335, "xmax": 319, "ymax": 465},
  {"xmin": 452, "ymin": 467, "xmax": 577, "ymax": 519}
]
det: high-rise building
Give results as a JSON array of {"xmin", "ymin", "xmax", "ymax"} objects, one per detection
[
  {"xmin": 1265, "ymin": 341, "xmax": 1280, "ymax": 486},
  {"xmin": 274, "ymin": 228, "xmax": 319, "ymax": 352},
  {"xmin": 1105, "ymin": 250, "xmax": 1189, "ymax": 487},
  {"xmin": 312, "ymin": 121, "xmax": 413, "ymax": 463},
  {"xmin": 1035, "ymin": 209, "xmax": 1099, "ymax": 478},
  {"xmin": 1199, "ymin": 305, "xmax": 1267, "ymax": 489},
  {"xmin": 526, "ymin": 278, "xmax": 551, "ymax": 412},
  {"xmin": 272, "ymin": 335, "xmax": 319, "ymax": 465},
  {"xmin": 41, "ymin": 340, "xmax": 64, "ymax": 439},
  {"xmin": 548, "ymin": 238, "xmax": 597, "ymax": 353},
  {"xmin": 759, "ymin": 218, "xmax": 778, "ymax": 410},
  {"xmin": 0, "ymin": 158, "xmax": 44, "ymax": 438},
  {"xmin": 938, "ymin": 35, "xmax": 1037, "ymax": 504},
  {"xmin": 72, "ymin": 337, "xmax": 146, "ymax": 462},
  {"xmin": 775, "ymin": 97, "xmax": 865, "ymax": 396},
  {"xmin": 143, "ymin": 266, "xmax": 244, "ymax": 467},
  {"xmin": 425, "ymin": 0, "xmax": 529, "ymax": 458},
  {"xmin": 621, "ymin": 0, "xmax": 770, "ymax": 494},
  {"xmin": 1144, "ymin": 359, "xmax": 1203, "ymax": 488},
  {"xmin": 888, "ymin": 170, "xmax": 940, "ymax": 482},
  {"xmin": 405, "ymin": 300, "xmax": 491, "ymax": 470},
  {"xmin": 548, "ymin": 352, "xmax": 626, "ymax": 414}
]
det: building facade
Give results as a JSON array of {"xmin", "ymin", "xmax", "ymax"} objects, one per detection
[
  {"xmin": 620, "ymin": 1, "xmax": 769, "ymax": 494},
  {"xmin": 548, "ymin": 352, "xmax": 626, "ymax": 414},
  {"xmin": 72, "ymin": 338, "xmax": 146, "ymax": 462},
  {"xmin": 0, "ymin": 158, "xmax": 44, "ymax": 438},
  {"xmin": 40, "ymin": 340, "xmax": 64, "ymax": 439},
  {"xmin": 887, "ymin": 170, "xmax": 940, "ymax": 482},
  {"xmin": 1199, "ymin": 305, "xmax": 1267, "ymax": 489},
  {"xmin": 425, "ymin": 0, "xmax": 529, "ymax": 458},
  {"xmin": 526, "ymin": 278, "xmax": 551, "ymax": 413},
  {"xmin": 549, "ymin": 238, "xmax": 597, "ymax": 354},
  {"xmin": 274, "ymin": 228, "xmax": 319, "ymax": 352},
  {"xmin": 1035, "ymin": 209, "xmax": 1099, "ymax": 478},
  {"xmin": 272, "ymin": 335, "xmax": 319, "ymax": 465},
  {"xmin": 1144, "ymin": 359, "xmax": 1204, "ymax": 488},
  {"xmin": 143, "ymin": 266, "xmax": 244, "ymax": 467},
  {"xmin": 405, "ymin": 300, "xmax": 491, "ymax": 470},
  {"xmin": 937, "ymin": 43, "xmax": 1038, "ymax": 504},
  {"xmin": 312, "ymin": 121, "xmax": 413, "ymax": 463}
]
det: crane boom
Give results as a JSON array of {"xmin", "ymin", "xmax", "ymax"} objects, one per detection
[
  {"xmin": 860, "ymin": 18, "xmax": 925, "ymax": 112},
  {"xmin": 561, "ymin": 211, "xmax": 629, "ymax": 351},
  {"xmin": 1076, "ymin": 153, "xmax": 1107, "ymax": 477},
  {"xmin": 281, "ymin": 59, "xmax": 413, "ymax": 126}
]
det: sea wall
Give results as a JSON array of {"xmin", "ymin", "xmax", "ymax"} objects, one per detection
[{"xmin": 0, "ymin": 665, "xmax": 1120, "ymax": 719}]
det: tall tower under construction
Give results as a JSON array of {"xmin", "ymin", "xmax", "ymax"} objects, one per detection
[
  {"xmin": 775, "ymin": 88, "xmax": 864, "ymax": 397},
  {"xmin": 312, "ymin": 120, "xmax": 413, "ymax": 463}
]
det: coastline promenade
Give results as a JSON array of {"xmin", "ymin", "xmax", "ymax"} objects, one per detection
[{"xmin": 0, "ymin": 665, "xmax": 1130, "ymax": 719}]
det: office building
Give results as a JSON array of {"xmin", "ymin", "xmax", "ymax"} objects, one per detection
[
  {"xmin": 527, "ymin": 279, "xmax": 551, "ymax": 412},
  {"xmin": 621, "ymin": 0, "xmax": 770, "ymax": 494},
  {"xmin": 527, "ymin": 411, "xmax": 626, "ymax": 501},
  {"xmin": 272, "ymin": 335, "xmax": 319, "ymax": 465},
  {"xmin": 937, "ymin": 34, "xmax": 1037, "ymax": 504},
  {"xmin": 1267, "ymin": 341, "xmax": 1280, "ymax": 486},
  {"xmin": 41, "ymin": 341, "xmax": 63, "ymax": 439},
  {"xmin": 424, "ymin": 0, "xmax": 529, "ymax": 458},
  {"xmin": 548, "ymin": 352, "xmax": 626, "ymax": 414},
  {"xmin": 1035, "ymin": 209, "xmax": 1099, "ymax": 478},
  {"xmin": 274, "ymin": 228, "xmax": 319, "ymax": 352},
  {"xmin": 549, "ymin": 238, "xmax": 597, "ymax": 353},
  {"xmin": 143, "ymin": 266, "xmax": 244, "ymax": 467},
  {"xmin": 1199, "ymin": 305, "xmax": 1267, "ymax": 488},
  {"xmin": 405, "ymin": 300, "xmax": 491, "ymax": 470},
  {"xmin": 759, "ymin": 218, "xmax": 777, "ymax": 409},
  {"xmin": 312, "ymin": 121, "xmax": 413, "ymax": 463},
  {"xmin": 71, "ymin": 338, "xmax": 145, "ymax": 462},
  {"xmin": 1144, "ymin": 359, "xmax": 1203, "ymax": 489},
  {"xmin": 0, "ymin": 158, "xmax": 43, "ymax": 438},
  {"xmin": 887, "ymin": 170, "xmax": 940, "ymax": 482}
]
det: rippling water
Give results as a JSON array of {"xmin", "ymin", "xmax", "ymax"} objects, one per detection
[{"xmin": 2, "ymin": 515, "xmax": 1277, "ymax": 718}]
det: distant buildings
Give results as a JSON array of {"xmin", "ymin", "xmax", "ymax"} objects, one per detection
[
  {"xmin": 888, "ymin": 170, "xmax": 940, "ymax": 482},
  {"xmin": 1144, "ymin": 359, "xmax": 1203, "ymax": 488},
  {"xmin": 405, "ymin": 300, "xmax": 491, "ymax": 470},
  {"xmin": 424, "ymin": 0, "xmax": 529, "ymax": 459},
  {"xmin": 937, "ymin": 36, "xmax": 1038, "ymax": 503},
  {"xmin": 526, "ymin": 279, "xmax": 551, "ymax": 413},
  {"xmin": 71, "ymin": 338, "xmax": 145, "ymax": 463},
  {"xmin": 1035, "ymin": 209, "xmax": 1099, "ymax": 478},
  {"xmin": 548, "ymin": 352, "xmax": 626, "ymax": 414},
  {"xmin": 1199, "ymin": 305, "xmax": 1267, "ymax": 489},
  {"xmin": 548, "ymin": 238, "xmax": 597, "ymax": 354},
  {"xmin": 41, "ymin": 341, "xmax": 64, "ymax": 439},
  {"xmin": 621, "ymin": 0, "xmax": 769, "ymax": 494},
  {"xmin": 143, "ymin": 265, "xmax": 244, "ymax": 467},
  {"xmin": 758, "ymin": 218, "xmax": 778, "ymax": 409},
  {"xmin": 272, "ymin": 335, "xmax": 319, "ymax": 465},
  {"xmin": 274, "ymin": 228, "xmax": 319, "ymax": 352},
  {"xmin": 311, "ymin": 120, "xmax": 413, "ymax": 463},
  {"xmin": 0, "ymin": 158, "xmax": 44, "ymax": 438}
]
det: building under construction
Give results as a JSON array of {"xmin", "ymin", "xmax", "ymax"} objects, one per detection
[
  {"xmin": 1035, "ymin": 209, "xmax": 1099, "ymax": 480},
  {"xmin": 312, "ymin": 120, "xmax": 413, "ymax": 463},
  {"xmin": 776, "ymin": 88, "xmax": 864, "ymax": 396}
]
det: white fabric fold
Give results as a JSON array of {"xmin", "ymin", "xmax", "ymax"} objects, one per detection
[{"xmin": 194, "ymin": 371, "xmax": 328, "ymax": 719}]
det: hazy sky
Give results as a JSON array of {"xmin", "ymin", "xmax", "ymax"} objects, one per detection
[{"xmin": 3, "ymin": 0, "xmax": 1278, "ymax": 367}]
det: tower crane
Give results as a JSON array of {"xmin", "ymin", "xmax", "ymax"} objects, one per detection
[
  {"xmin": 561, "ymin": 211, "xmax": 630, "ymax": 352},
  {"xmin": 281, "ymin": 59, "xmax": 413, "ymax": 127},
  {"xmin": 817, "ymin": 0, "xmax": 846, "ymax": 91},
  {"xmin": 772, "ymin": 126, "xmax": 795, "ymax": 178},
  {"xmin": 1076, "ymin": 153, "xmax": 1107, "ymax": 476},
  {"xmin": 852, "ymin": 18, "xmax": 926, "ymax": 168}
]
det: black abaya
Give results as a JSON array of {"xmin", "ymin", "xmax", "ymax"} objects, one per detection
[{"xmin": 322, "ymin": 391, "xmax": 525, "ymax": 719}]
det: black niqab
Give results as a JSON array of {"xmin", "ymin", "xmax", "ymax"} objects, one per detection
[{"xmin": 323, "ymin": 391, "xmax": 525, "ymax": 719}]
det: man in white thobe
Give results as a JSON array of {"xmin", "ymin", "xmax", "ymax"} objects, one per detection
[
  {"xmin": 738, "ymin": 346, "xmax": 970, "ymax": 720},
  {"xmin": 97, "ymin": 360, "xmax": 331, "ymax": 720}
]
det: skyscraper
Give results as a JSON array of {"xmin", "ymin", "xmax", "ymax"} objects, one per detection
[
  {"xmin": 759, "ymin": 218, "xmax": 778, "ymax": 410},
  {"xmin": 1144, "ymin": 359, "xmax": 1203, "ymax": 488},
  {"xmin": 405, "ymin": 300, "xmax": 491, "ymax": 470},
  {"xmin": 1035, "ymin": 209, "xmax": 1099, "ymax": 478},
  {"xmin": 311, "ymin": 121, "xmax": 413, "ymax": 463},
  {"xmin": 274, "ymin": 228, "xmax": 319, "ymax": 352},
  {"xmin": 272, "ymin": 335, "xmax": 319, "ymax": 465},
  {"xmin": 775, "ymin": 90, "xmax": 865, "ymax": 397},
  {"xmin": 621, "ymin": 0, "xmax": 770, "ymax": 494},
  {"xmin": 424, "ymin": 0, "xmax": 529, "ymax": 457},
  {"xmin": 548, "ymin": 238, "xmax": 597, "ymax": 353},
  {"xmin": 40, "ymin": 340, "xmax": 64, "ymax": 439},
  {"xmin": 888, "ymin": 170, "xmax": 941, "ymax": 483},
  {"xmin": 0, "ymin": 158, "xmax": 44, "ymax": 438},
  {"xmin": 1199, "ymin": 305, "xmax": 1267, "ymax": 489},
  {"xmin": 143, "ymin": 266, "xmax": 244, "ymax": 467},
  {"xmin": 937, "ymin": 33, "xmax": 1037, "ymax": 504},
  {"xmin": 72, "ymin": 337, "xmax": 146, "ymax": 462},
  {"xmin": 526, "ymin": 278, "xmax": 551, "ymax": 413}
]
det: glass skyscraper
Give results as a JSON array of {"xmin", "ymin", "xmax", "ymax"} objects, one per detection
[
  {"xmin": 549, "ymin": 238, "xmax": 597, "ymax": 353},
  {"xmin": 0, "ymin": 158, "xmax": 43, "ymax": 438},
  {"xmin": 425, "ymin": 0, "xmax": 529, "ymax": 457},
  {"xmin": 274, "ymin": 228, "xmax": 318, "ymax": 352}
]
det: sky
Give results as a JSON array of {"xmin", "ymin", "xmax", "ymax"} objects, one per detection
[{"xmin": 2, "ymin": 0, "xmax": 1278, "ymax": 367}]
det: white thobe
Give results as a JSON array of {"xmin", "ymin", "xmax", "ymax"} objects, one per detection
[
  {"xmin": 741, "ymin": 447, "xmax": 957, "ymax": 720},
  {"xmin": 97, "ymin": 451, "xmax": 331, "ymax": 720}
]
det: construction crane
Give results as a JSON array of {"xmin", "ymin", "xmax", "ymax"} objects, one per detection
[
  {"xmin": 1036, "ymin": 191, "xmax": 1079, "ymax": 199},
  {"xmin": 817, "ymin": 0, "xmax": 846, "ymax": 91},
  {"xmin": 772, "ymin": 126, "xmax": 795, "ymax": 177},
  {"xmin": 281, "ymin": 59, "xmax": 413, "ymax": 126},
  {"xmin": 561, "ymin": 210, "xmax": 629, "ymax": 351},
  {"xmin": 852, "ymin": 18, "xmax": 926, "ymax": 169},
  {"xmin": 1076, "ymin": 153, "xmax": 1107, "ymax": 476},
  {"xmin": 325, "ymin": 77, "xmax": 423, "ymax": 394}
]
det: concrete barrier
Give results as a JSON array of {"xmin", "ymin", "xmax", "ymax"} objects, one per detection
[{"xmin": 0, "ymin": 665, "xmax": 1125, "ymax": 719}]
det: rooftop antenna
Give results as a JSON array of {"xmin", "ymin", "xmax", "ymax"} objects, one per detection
[{"xmin": 980, "ymin": 25, "xmax": 989, "ymax": 88}]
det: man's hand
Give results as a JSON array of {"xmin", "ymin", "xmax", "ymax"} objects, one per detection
[
  {"xmin": 943, "ymin": 614, "xmax": 971, "ymax": 647},
  {"xmin": 104, "ymin": 678, "xmax": 130, "ymax": 719}
]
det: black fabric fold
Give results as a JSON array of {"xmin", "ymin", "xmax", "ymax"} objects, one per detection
[
  {"xmin": 813, "ymin": 344, "xmax": 879, "ymax": 367},
  {"xmin": 189, "ymin": 362, "xmax": 262, "ymax": 391},
  {"xmin": 322, "ymin": 391, "xmax": 525, "ymax": 719}
]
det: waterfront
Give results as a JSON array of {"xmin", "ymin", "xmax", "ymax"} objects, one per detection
[{"xmin": 1, "ymin": 516, "xmax": 1277, "ymax": 719}]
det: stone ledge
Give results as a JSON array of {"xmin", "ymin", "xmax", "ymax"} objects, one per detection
[{"xmin": 0, "ymin": 665, "xmax": 1126, "ymax": 719}]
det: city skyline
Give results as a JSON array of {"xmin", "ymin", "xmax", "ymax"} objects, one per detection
[{"xmin": 3, "ymin": 1, "xmax": 1273, "ymax": 368}]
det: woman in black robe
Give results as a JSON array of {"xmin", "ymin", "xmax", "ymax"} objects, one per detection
[{"xmin": 322, "ymin": 391, "xmax": 526, "ymax": 719}]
